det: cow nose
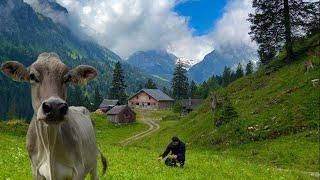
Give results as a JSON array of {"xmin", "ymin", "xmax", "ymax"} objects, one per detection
[
  {"xmin": 42, "ymin": 101, "xmax": 68, "ymax": 116},
  {"xmin": 42, "ymin": 102, "xmax": 52, "ymax": 114},
  {"xmin": 59, "ymin": 103, "xmax": 68, "ymax": 115}
]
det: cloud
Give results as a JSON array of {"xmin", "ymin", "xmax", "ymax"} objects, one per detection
[
  {"xmin": 52, "ymin": 0, "xmax": 214, "ymax": 62},
  {"xmin": 25, "ymin": 0, "xmax": 256, "ymax": 64},
  {"xmin": 210, "ymin": 0, "xmax": 256, "ymax": 51}
]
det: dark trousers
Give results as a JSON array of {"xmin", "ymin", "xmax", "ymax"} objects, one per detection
[{"xmin": 165, "ymin": 157, "xmax": 185, "ymax": 167}]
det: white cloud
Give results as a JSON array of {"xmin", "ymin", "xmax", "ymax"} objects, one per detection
[
  {"xmin": 25, "ymin": 0, "xmax": 256, "ymax": 64},
  {"xmin": 53, "ymin": 0, "xmax": 214, "ymax": 62},
  {"xmin": 210, "ymin": 0, "xmax": 256, "ymax": 51}
]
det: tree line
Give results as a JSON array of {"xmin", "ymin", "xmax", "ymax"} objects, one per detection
[{"xmin": 248, "ymin": 0, "xmax": 318, "ymax": 64}]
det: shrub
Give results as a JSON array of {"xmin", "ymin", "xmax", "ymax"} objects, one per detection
[{"xmin": 214, "ymin": 101, "xmax": 239, "ymax": 127}]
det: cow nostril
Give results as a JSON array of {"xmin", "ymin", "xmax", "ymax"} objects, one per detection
[
  {"xmin": 42, "ymin": 102, "xmax": 52, "ymax": 114},
  {"xmin": 59, "ymin": 103, "xmax": 68, "ymax": 115}
]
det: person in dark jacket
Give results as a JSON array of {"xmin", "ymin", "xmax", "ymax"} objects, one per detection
[{"xmin": 158, "ymin": 136, "xmax": 186, "ymax": 167}]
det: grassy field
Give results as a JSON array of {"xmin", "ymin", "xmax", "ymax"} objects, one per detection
[{"xmin": 0, "ymin": 113, "xmax": 317, "ymax": 179}]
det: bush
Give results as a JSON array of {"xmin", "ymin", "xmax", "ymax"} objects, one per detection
[
  {"xmin": 6, "ymin": 119, "xmax": 27, "ymax": 127},
  {"xmin": 0, "ymin": 119, "xmax": 28, "ymax": 137},
  {"xmin": 173, "ymin": 101, "xmax": 182, "ymax": 113},
  {"xmin": 214, "ymin": 101, "xmax": 239, "ymax": 127}
]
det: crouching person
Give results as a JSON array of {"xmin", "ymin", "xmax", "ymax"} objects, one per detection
[{"xmin": 158, "ymin": 136, "xmax": 186, "ymax": 167}]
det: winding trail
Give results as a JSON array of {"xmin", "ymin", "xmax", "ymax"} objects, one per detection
[{"xmin": 119, "ymin": 110, "xmax": 160, "ymax": 146}]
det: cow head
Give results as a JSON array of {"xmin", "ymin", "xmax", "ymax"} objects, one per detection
[{"xmin": 1, "ymin": 52, "xmax": 97, "ymax": 124}]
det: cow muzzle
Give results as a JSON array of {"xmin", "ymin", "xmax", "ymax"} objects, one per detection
[{"xmin": 37, "ymin": 97, "xmax": 68, "ymax": 123}]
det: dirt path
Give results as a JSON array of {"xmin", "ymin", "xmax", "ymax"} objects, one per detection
[{"xmin": 119, "ymin": 110, "xmax": 160, "ymax": 146}]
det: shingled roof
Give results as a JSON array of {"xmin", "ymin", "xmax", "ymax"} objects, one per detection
[
  {"xmin": 107, "ymin": 105, "xmax": 130, "ymax": 115},
  {"xmin": 128, "ymin": 89, "xmax": 174, "ymax": 101},
  {"xmin": 99, "ymin": 99, "xmax": 119, "ymax": 108}
]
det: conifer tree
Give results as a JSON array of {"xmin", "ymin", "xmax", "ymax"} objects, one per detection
[
  {"xmin": 245, "ymin": 61, "xmax": 254, "ymax": 75},
  {"xmin": 92, "ymin": 85, "xmax": 103, "ymax": 110},
  {"xmin": 8, "ymin": 98, "xmax": 17, "ymax": 119},
  {"xmin": 235, "ymin": 63, "xmax": 244, "ymax": 79},
  {"xmin": 145, "ymin": 78, "xmax": 157, "ymax": 89},
  {"xmin": 172, "ymin": 60, "xmax": 189, "ymax": 100},
  {"xmin": 248, "ymin": 0, "xmax": 317, "ymax": 63},
  {"xmin": 110, "ymin": 61, "xmax": 127, "ymax": 104},
  {"xmin": 188, "ymin": 80, "xmax": 197, "ymax": 98}
]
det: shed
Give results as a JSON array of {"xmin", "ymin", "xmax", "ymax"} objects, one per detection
[
  {"xmin": 106, "ymin": 105, "xmax": 136, "ymax": 124},
  {"xmin": 181, "ymin": 98, "xmax": 203, "ymax": 113},
  {"xmin": 128, "ymin": 89, "xmax": 174, "ymax": 109},
  {"xmin": 99, "ymin": 99, "xmax": 119, "ymax": 112}
]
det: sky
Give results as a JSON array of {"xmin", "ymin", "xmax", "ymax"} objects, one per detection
[
  {"xmin": 27, "ymin": 0, "xmax": 256, "ymax": 64},
  {"xmin": 174, "ymin": 0, "xmax": 228, "ymax": 36}
]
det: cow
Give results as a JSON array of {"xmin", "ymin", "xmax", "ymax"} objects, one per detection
[{"xmin": 1, "ymin": 52, "xmax": 107, "ymax": 180}]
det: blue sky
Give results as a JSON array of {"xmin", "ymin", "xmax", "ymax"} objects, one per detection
[{"xmin": 174, "ymin": 0, "xmax": 228, "ymax": 36}]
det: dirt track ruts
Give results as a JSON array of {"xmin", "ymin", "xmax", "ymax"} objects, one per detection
[{"xmin": 119, "ymin": 110, "xmax": 159, "ymax": 146}]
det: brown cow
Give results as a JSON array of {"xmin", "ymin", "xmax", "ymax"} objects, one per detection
[{"xmin": 1, "ymin": 52, "xmax": 106, "ymax": 180}]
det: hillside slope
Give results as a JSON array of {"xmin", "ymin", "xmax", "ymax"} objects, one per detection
[
  {"xmin": 137, "ymin": 35, "xmax": 320, "ymax": 171},
  {"xmin": 0, "ymin": 0, "xmax": 169, "ymax": 120}
]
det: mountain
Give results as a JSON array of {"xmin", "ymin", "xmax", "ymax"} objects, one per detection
[
  {"xmin": 23, "ymin": 0, "xmax": 69, "ymax": 25},
  {"xmin": 188, "ymin": 44, "xmax": 257, "ymax": 83},
  {"xmin": 126, "ymin": 50, "xmax": 177, "ymax": 81},
  {"xmin": 0, "ymin": 0, "xmax": 169, "ymax": 120}
]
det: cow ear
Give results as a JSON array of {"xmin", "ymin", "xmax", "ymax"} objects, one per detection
[
  {"xmin": 67, "ymin": 65, "xmax": 97, "ymax": 85},
  {"xmin": 1, "ymin": 61, "xmax": 29, "ymax": 82}
]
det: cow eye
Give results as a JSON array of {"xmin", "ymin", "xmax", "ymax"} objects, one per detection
[
  {"xmin": 29, "ymin": 73, "xmax": 39, "ymax": 83},
  {"xmin": 63, "ymin": 74, "xmax": 71, "ymax": 83}
]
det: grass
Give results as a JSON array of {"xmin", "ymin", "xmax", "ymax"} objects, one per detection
[
  {"xmin": 0, "ymin": 113, "xmax": 315, "ymax": 179},
  {"xmin": 0, "ymin": 36, "xmax": 319, "ymax": 179}
]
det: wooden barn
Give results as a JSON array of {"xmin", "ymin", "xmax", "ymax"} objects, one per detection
[
  {"xmin": 106, "ymin": 105, "xmax": 136, "ymax": 124},
  {"xmin": 181, "ymin": 98, "xmax": 203, "ymax": 113},
  {"xmin": 99, "ymin": 99, "xmax": 119, "ymax": 113},
  {"xmin": 128, "ymin": 89, "xmax": 174, "ymax": 109}
]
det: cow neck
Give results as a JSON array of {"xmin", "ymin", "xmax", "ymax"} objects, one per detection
[{"xmin": 35, "ymin": 120, "xmax": 60, "ymax": 179}]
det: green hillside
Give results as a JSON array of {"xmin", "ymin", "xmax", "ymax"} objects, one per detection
[{"xmin": 135, "ymin": 35, "xmax": 320, "ymax": 172}]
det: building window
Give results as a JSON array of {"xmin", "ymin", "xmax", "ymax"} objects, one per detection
[
  {"xmin": 149, "ymin": 96, "xmax": 151, "ymax": 99},
  {"xmin": 137, "ymin": 96, "xmax": 139, "ymax": 99},
  {"xmin": 131, "ymin": 102, "xmax": 134, "ymax": 105},
  {"xmin": 147, "ymin": 102, "xmax": 150, "ymax": 106},
  {"xmin": 136, "ymin": 102, "xmax": 139, "ymax": 105}
]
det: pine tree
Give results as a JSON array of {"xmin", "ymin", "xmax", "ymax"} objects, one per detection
[
  {"xmin": 222, "ymin": 66, "xmax": 232, "ymax": 87},
  {"xmin": 83, "ymin": 94, "xmax": 93, "ymax": 111},
  {"xmin": 172, "ymin": 60, "xmax": 189, "ymax": 100},
  {"xmin": 8, "ymin": 98, "xmax": 17, "ymax": 119},
  {"xmin": 248, "ymin": 0, "xmax": 317, "ymax": 63},
  {"xmin": 73, "ymin": 85, "xmax": 85, "ymax": 106},
  {"xmin": 235, "ymin": 63, "xmax": 244, "ymax": 79},
  {"xmin": 144, "ymin": 79, "xmax": 157, "ymax": 89},
  {"xmin": 188, "ymin": 80, "xmax": 197, "ymax": 98},
  {"xmin": 245, "ymin": 61, "xmax": 254, "ymax": 75},
  {"xmin": 92, "ymin": 85, "xmax": 103, "ymax": 110},
  {"xmin": 110, "ymin": 61, "xmax": 127, "ymax": 104}
]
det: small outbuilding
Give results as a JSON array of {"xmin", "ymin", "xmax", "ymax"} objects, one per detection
[
  {"xmin": 128, "ymin": 89, "xmax": 174, "ymax": 109},
  {"xmin": 106, "ymin": 105, "xmax": 136, "ymax": 124},
  {"xmin": 99, "ymin": 99, "xmax": 119, "ymax": 113},
  {"xmin": 181, "ymin": 98, "xmax": 203, "ymax": 113}
]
